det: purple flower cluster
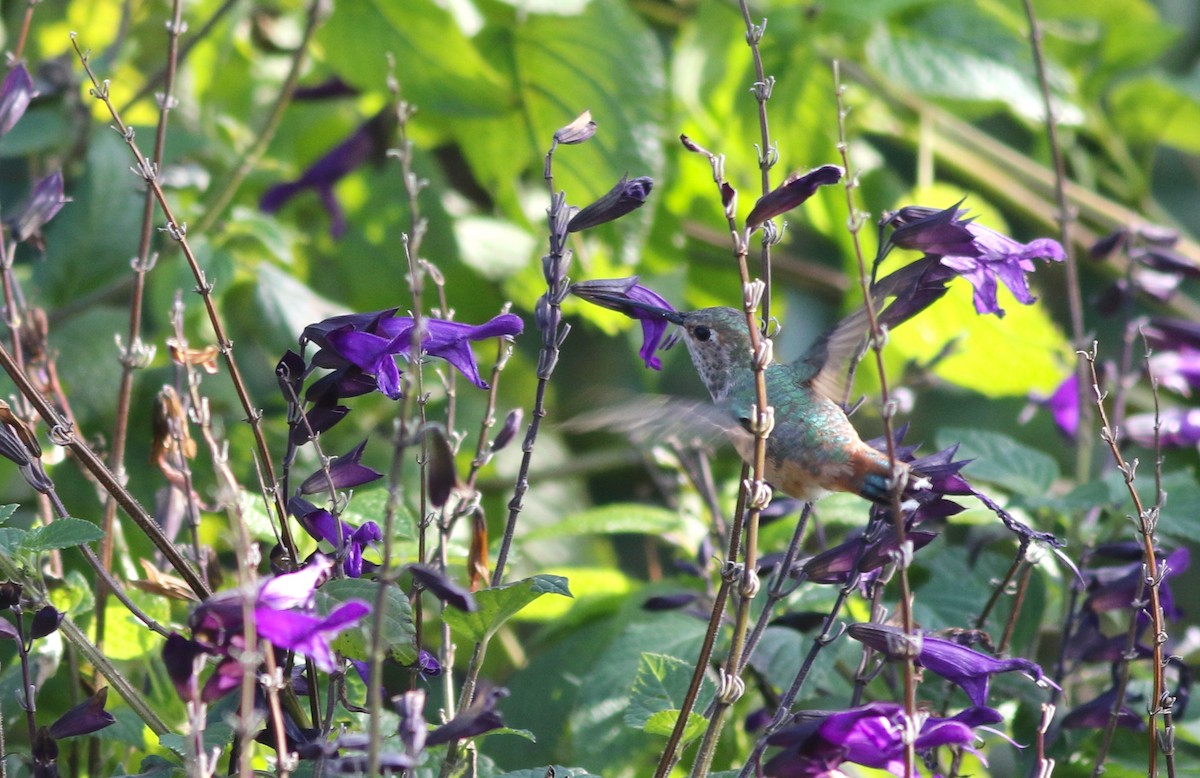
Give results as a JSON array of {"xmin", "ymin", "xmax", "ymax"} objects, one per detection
[
  {"xmin": 884, "ymin": 203, "xmax": 1065, "ymax": 317},
  {"xmin": 164, "ymin": 555, "xmax": 369, "ymax": 702}
]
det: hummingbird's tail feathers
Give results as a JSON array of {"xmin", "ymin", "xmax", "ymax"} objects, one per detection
[{"xmin": 562, "ymin": 395, "xmax": 750, "ymax": 452}]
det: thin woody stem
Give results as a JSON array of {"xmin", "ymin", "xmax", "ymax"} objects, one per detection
[
  {"xmin": 72, "ymin": 36, "xmax": 298, "ymax": 564},
  {"xmin": 1081, "ymin": 344, "xmax": 1167, "ymax": 774},
  {"xmin": 833, "ymin": 60, "xmax": 918, "ymax": 775}
]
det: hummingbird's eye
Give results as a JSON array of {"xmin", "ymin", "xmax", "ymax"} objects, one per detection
[{"xmin": 693, "ymin": 325, "xmax": 712, "ymax": 342}]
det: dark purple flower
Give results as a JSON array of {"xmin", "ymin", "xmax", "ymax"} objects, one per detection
[
  {"xmin": 12, "ymin": 171, "xmax": 68, "ymax": 244},
  {"xmin": 801, "ymin": 529, "xmax": 939, "ymax": 584},
  {"xmin": 293, "ymin": 76, "xmax": 359, "ymax": 101},
  {"xmin": 567, "ymin": 175, "xmax": 653, "ymax": 232},
  {"xmin": 1148, "ymin": 348, "xmax": 1200, "ymax": 397},
  {"xmin": 277, "ymin": 350, "xmax": 307, "ymax": 404},
  {"xmin": 554, "ymin": 110, "xmax": 597, "ymax": 145},
  {"xmin": 426, "ymin": 684, "xmax": 508, "ymax": 746},
  {"xmin": 1083, "ymin": 547, "xmax": 1189, "ymax": 619},
  {"xmin": 1062, "ymin": 687, "xmax": 1145, "ymax": 731},
  {"xmin": 886, "ymin": 204, "xmax": 1065, "ymax": 317},
  {"xmin": 256, "ymin": 599, "xmax": 369, "ymax": 672},
  {"xmin": 260, "ymin": 109, "xmax": 395, "ymax": 238},
  {"xmin": 570, "ymin": 277, "xmax": 681, "ymax": 369},
  {"xmin": 47, "ymin": 688, "xmax": 115, "ymax": 739},
  {"xmin": 1143, "ymin": 317, "xmax": 1200, "ymax": 353},
  {"xmin": 303, "ymin": 310, "xmax": 523, "ymax": 398},
  {"xmin": 848, "ymin": 622, "xmax": 1056, "ymax": 707},
  {"xmin": 163, "ymin": 632, "xmax": 210, "ymax": 701},
  {"xmin": 1126, "ymin": 408, "xmax": 1200, "ymax": 448},
  {"xmin": 414, "ymin": 649, "xmax": 442, "ymax": 678},
  {"xmin": 1042, "ymin": 372, "xmax": 1080, "ymax": 438},
  {"xmin": 408, "ymin": 564, "xmax": 477, "ymax": 612},
  {"xmin": 299, "ymin": 439, "xmax": 382, "ymax": 494},
  {"xmin": 763, "ymin": 701, "xmax": 998, "ymax": 777},
  {"xmin": 491, "ymin": 409, "xmax": 523, "ymax": 452},
  {"xmin": 289, "ymin": 498, "xmax": 381, "ymax": 578},
  {"xmin": 745, "ymin": 165, "xmax": 843, "ymax": 231},
  {"xmin": 255, "ymin": 713, "xmax": 329, "ymax": 760},
  {"xmin": 29, "ymin": 605, "xmax": 62, "ymax": 639},
  {"xmin": 0, "ymin": 64, "xmax": 34, "ymax": 137},
  {"xmin": 32, "ymin": 727, "xmax": 57, "ymax": 778},
  {"xmin": 290, "ymin": 403, "xmax": 351, "ymax": 446}
]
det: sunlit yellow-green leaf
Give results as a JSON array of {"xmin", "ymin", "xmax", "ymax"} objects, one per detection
[{"xmin": 100, "ymin": 592, "xmax": 169, "ymax": 661}]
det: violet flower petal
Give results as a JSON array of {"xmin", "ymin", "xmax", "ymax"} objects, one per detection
[
  {"xmin": 256, "ymin": 600, "xmax": 370, "ymax": 672},
  {"xmin": 0, "ymin": 64, "xmax": 34, "ymax": 137}
]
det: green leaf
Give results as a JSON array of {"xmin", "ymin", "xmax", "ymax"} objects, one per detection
[
  {"xmin": 1138, "ymin": 470, "xmax": 1200, "ymax": 544},
  {"xmin": 0, "ymin": 504, "xmax": 17, "ymax": 525},
  {"xmin": 624, "ymin": 653, "xmax": 711, "ymax": 732},
  {"xmin": 317, "ymin": 0, "xmax": 509, "ymax": 117},
  {"xmin": 317, "ymin": 578, "xmax": 417, "ymax": 665},
  {"xmin": 935, "ymin": 427, "xmax": 1060, "ymax": 495},
  {"xmin": 50, "ymin": 570, "xmax": 95, "ymax": 617},
  {"xmin": 522, "ymin": 504, "xmax": 686, "ymax": 542},
  {"xmin": 0, "ymin": 527, "xmax": 27, "ymax": 555},
  {"xmin": 444, "ymin": 575, "xmax": 572, "ymax": 643},
  {"xmin": 20, "ymin": 517, "xmax": 105, "ymax": 552},
  {"xmin": 868, "ymin": 14, "xmax": 1082, "ymax": 124},
  {"xmin": 341, "ymin": 488, "xmax": 417, "ymax": 541},
  {"xmin": 99, "ymin": 592, "xmax": 170, "ymax": 661},
  {"xmin": 643, "ymin": 709, "xmax": 707, "ymax": 743}
]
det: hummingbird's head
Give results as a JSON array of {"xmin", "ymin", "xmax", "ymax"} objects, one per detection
[{"xmin": 675, "ymin": 307, "xmax": 754, "ymax": 402}]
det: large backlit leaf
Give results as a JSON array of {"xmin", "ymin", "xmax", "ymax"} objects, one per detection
[
  {"xmin": 317, "ymin": 578, "xmax": 417, "ymax": 666},
  {"xmin": 444, "ymin": 575, "xmax": 572, "ymax": 643}
]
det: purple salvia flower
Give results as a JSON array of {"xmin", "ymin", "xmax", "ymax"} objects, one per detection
[
  {"xmin": 1036, "ymin": 372, "xmax": 1080, "ymax": 438},
  {"xmin": 163, "ymin": 632, "xmax": 210, "ymax": 701},
  {"xmin": 570, "ymin": 277, "xmax": 681, "ymax": 369},
  {"xmin": 408, "ymin": 564, "xmax": 477, "ymax": 612},
  {"xmin": 553, "ymin": 110, "xmax": 597, "ymax": 145},
  {"xmin": 887, "ymin": 203, "xmax": 1065, "ymax": 316},
  {"xmin": 29, "ymin": 604, "xmax": 62, "ymax": 639},
  {"xmin": 47, "ymin": 688, "xmax": 115, "ymax": 739},
  {"xmin": 848, "ymin": 622, "xmax": 1057, "ymax": 707},
  {"xmin": 1126, "ymin": 408, "xmax": 1200, "ymax": 448},
  {"xmin": 299, "ymin": 439, "xmax": 382, "ymax": 494},
  {"xmin": 426, "ymin": 684, "xmax": 509, "ymax": 746},
  {"xmin": 801, "ymin": 529, "xmax": 939, "ymax": 584},
  {"xmin": 13, "ymin": 171, "xmax": 68, "ymax": 244},
  {"xmin": 1062, "ymin": 687, "xmax": 1145, "ymax": 731},
  {"xmin": 763, "ymin": 701, "xmax": 999, "ymax": 777},
  {"xmin": 1084, "ymin": 547, "xmax": 1189, "ymax": 619},
  {"xmin": 260, "ymin": 109, "xmax": 394, "ymax": 238},
  {"xmin": 0, "ymin": 64, "xmax": 34, "ymax": 137},
  {"xmin": 567, "ymin": 175, "xmax": 653, "ymax": 232},
  {"xmin": 745, "ymin": 165, "xmax": 843, "ymax": 231},
  {"xmin": 1148, "ymin": 348, "xmax": 1200, "ymax": 397},
  {"xmin": 256, "ymin": 600, "xmax": 369, "ymax": 672},
  {"xmin": 289, "ymin": 498, "xmax": 381, "ymax": 578},
  {"xmin": 305, "ymin": 310, "xmax": 523, "ymax": 397}
]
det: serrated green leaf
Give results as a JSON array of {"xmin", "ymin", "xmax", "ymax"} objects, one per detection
[
  {"xmin": 523, "ymin": 504, "xmax": 686, "ymax": 542},
  {"xmin": 20, "ymin": 517, "xmax": 105, "ymax": 552},
  {"xmin": 625, "ymin": 653, "xmax": 712, "ymax": 732},
  {"xmin": 643, "ymin": 709, "xmax": 707, "ymax": 743},
  {"xmin": 317, "ymin": 578, "xmax": 417, "ymax": 665},
  {"xmin": 935, "ymin": 427, "xmax": 1059, "ymax": 495},
  {"xmin": 444, "ymin": 575, "xmax": 572, "ymax": 643},
  {"xmin": 0, "ymin": 504, "xmax": 17, "ymax": 525}
]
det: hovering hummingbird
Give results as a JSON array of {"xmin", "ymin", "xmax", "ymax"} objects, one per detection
[{"xmin": 572, "ymin": 280, "xmax": 923, "ymax": 504}]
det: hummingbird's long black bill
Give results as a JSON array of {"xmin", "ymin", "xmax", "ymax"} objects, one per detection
[{"xmin": 570, "ymin": 285, "xmax": 686, "ymax": 324}]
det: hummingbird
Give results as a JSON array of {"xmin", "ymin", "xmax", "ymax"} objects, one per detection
[{"xmin": 572, "ymin": 286, "xmax": 912, "ymax": 504}]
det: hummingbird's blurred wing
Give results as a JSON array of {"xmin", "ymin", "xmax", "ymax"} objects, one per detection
[
  {"xmin": 794, "ymin": 255, "xmax": 955, "ymax": 403},
  {"xmin": 792, "ymin": 306, "xmax": 871, "ymax": 405},
  {"xmin": 563, "ymin": 395, "xmax": 752, "ymax": 452}
]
